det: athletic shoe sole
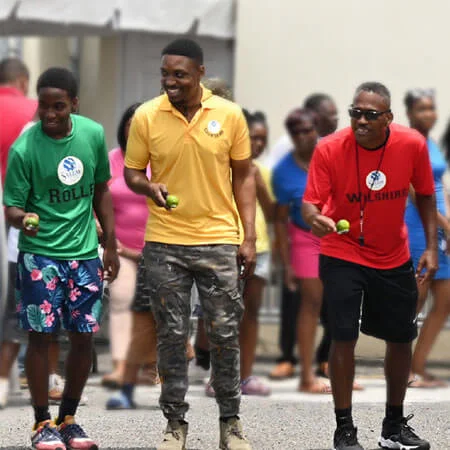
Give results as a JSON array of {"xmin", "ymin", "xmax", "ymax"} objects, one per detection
[{"xmin": 378, "ymin": 436, "xmax": 430, "ymax": 449}]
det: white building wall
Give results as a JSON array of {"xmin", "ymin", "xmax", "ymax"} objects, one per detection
[{"xmin": 234, "ymin": 0, "xmax": 450, "ymax": 150}]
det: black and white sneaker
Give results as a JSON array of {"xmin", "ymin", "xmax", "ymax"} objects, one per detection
[
  {"xmin": 333, "ymin": 424, "xmax": 364, "ymax": 450},
  {"xmin": 378, "ymin": 414, "xmax": 430, "ymax": 450}
]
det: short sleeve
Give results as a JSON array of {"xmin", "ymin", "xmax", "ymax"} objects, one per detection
[
  {"xmin": 271, "ymin": 163, "xmax": 291, "ymax": 205},
  {"xmin": 303, "ymin": 146, "xmax": 332, "ymax": 210},
  {"xmin": 94, "ymin": 127, "xmax": 111, "ymax": 184},
  {"xmin": 3, "ymin": 147, "xmax": 31, "ymax": 208},
  {"xmin": 411, "ymin": 139, "xmax": 435, "ymax": 195},
  {"xmin": 230, "ymin": 109, "xmax": 251, "ymax": 161},
  {"xmin": 125, "ymin": 110, "xmax": 151, "ymax": 170}
]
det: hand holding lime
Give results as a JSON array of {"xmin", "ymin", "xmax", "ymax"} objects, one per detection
[
  {"xmin": 166, "ymin": 194, "xmax": 179, "ymax": 209},
  {"xmin": 24, "ymin": 216, "xmax": 39, "ymax": 231},
  {"xmin": 336, "ymin": 219, "xmax": 350, "ymax": 235}
]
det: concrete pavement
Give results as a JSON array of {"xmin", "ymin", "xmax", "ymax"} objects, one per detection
[{"xmin": 1, "ymin": 352, "xmax": 449, "ymax": 450}]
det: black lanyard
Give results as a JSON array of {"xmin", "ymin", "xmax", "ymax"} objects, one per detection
[{"xmin": 355, "ymin": 141, "xmax": 387, "ymax": 246}]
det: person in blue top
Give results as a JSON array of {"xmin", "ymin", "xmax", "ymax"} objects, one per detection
[
  {"xmin": 272, "ymin": 108, "xmax": 331, "ymax": 393},
  {"xmin": 404, "ymin": 89, "xmax": 450, "ymax": 388}
]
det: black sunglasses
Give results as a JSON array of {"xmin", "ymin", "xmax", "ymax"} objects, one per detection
[{"xmin": 348, "ymin": 107, "xmax": 391, "ymax": 121}]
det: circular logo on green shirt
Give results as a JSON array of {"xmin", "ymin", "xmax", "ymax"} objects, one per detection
[{"xmin": 57, "ymin": 156, "xmax": 84, "ymax": 185}]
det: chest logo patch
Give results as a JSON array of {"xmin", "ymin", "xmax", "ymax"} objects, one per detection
[
  {"xmin": 57, "ymin": 156, "xmax": 84, "ymax": 185},
  {"xmin": 366, "ymin": 170, "xmax": 386, "ymax": 191},
  {"xmin": 205, "ymin": 120, "xmax": 223, "ymax": 137}
]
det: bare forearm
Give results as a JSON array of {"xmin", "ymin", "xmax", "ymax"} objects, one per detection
[
  {"xmin": 233, "ymin": 173, "xmax": 256, "ymax": 242},
  {"xmin": 124, "ymin": 167, "xmax": 151, "ymax": 197},
  {"xmin": 416, "ymin": 194, "xmax": 438, "ymax": 250},
  {"xmin": 5, "ymin": 206, "xmax": 26, "ymax": 229},
  {"xmin": 301, "ymin": 202, "xmax": 321, "ymax": 227},
  {"xmin": 93, "ymin": 187, "xmax": 116, "ymax": 249},
  {"xmin": 274, "ymin": 219, "xmax": 290, "ymax": 268}
]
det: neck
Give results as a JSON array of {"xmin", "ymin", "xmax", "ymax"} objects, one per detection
[
  {"xmin": 359, "ymin": 129, "xmax": 390, "ymax": 150},
  {"xmin": 172, "ymin": 86, "xmax": 203, "ymax": 117}
]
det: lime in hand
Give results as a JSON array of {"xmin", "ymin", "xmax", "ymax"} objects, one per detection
[
  {"xmin": 25, "ymin": 216, "xmax": 39, "ymax": 230},
  {"xmin": 166, "ymin": 194, "xmax": 179, "ymax": 209},
  {"xmin": 336, "ymin": 219, "xmax": 350, "ymax": 235}
]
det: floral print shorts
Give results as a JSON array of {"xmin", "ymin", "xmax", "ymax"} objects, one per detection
[{"xmin": 16, "ymin": 252, "xmax": 104, "ymax": 333}]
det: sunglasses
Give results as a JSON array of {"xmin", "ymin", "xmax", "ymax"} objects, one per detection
[{"xmin": 348, "ymin": 107, "xmax": 391, "ymax": 121}]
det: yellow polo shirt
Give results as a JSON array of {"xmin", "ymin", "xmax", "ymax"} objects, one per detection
[{"xmin": 125, "ymin": 88, "xmax": 251, "ymax": 245}]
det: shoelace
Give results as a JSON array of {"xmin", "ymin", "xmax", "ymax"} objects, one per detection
[
  {"xmin": 35, "ymin": 424, "xmax": 62, "ymax": 442},
  {"xmin": 399, "ymin": 414, "xmax": 420, "ymax": 439}
]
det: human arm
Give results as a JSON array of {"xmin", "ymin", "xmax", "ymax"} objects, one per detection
[
  {"xmin": 274, "ymin": 203, "xmax": 296, "ymax": 291},
  {"xmin": 231, "ymin": 157, "xmax": 256, "ymax": 279},
  {"xmin": 93, "ymin": 182, "xmax": 120, "ymax": 282},
  {"xmin": 254, "ymin": 164, "xmax": 275, "ymax": 223},
  {"xmin": 123, "ymin": 167, "xmax": 171, "ymax": 209},
  {"xmin": 410, "ymin": 141, "xmax": 439, "ymax": 283},
  {"xmin": 301, "ymin": 144, "xmax": 336, "ymax": 236}
]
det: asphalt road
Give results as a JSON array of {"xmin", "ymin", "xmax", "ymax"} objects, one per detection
[{"xmin": 1, "ymin": 358, "xmax": 449, "ymax": 450}]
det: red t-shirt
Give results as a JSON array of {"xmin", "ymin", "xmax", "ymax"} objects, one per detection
[
  {"xmin": 0, "ymin": 86, "xmax": 37, "ymax": 184},
  {"xmin": 303, "ymin": 124, "xmax": 435, "ymax": 269}
]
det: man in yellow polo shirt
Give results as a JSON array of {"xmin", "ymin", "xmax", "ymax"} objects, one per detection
[{"xmin": 124, "ymin": 38, "xmax": 255, "ymax": 450}]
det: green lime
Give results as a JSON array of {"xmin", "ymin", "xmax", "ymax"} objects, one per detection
[
  {"xmin": 25, "ymin": 216, "xmax": 39, "ymax": 229},
  {"xmin": 166, "ymin": 194, "xmax": 179, "ymax": 209},
  {"xmin": 336, "ymin": 219, "xmax": 350, "ymax": 234}
]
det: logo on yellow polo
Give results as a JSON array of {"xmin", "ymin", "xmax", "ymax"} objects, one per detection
[{"xmin": 204, "ymin": 120, "xmax": 224, "ymax": 137}]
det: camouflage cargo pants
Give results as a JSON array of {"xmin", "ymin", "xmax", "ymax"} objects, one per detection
[{"xmin": 143, "ymin": 242, "xmax": 243, "ymax": 420}]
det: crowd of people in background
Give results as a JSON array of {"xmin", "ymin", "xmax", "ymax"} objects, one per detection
[{"xmin": 0, "ymin": 36, "xmax": 448, "ymax": 450}]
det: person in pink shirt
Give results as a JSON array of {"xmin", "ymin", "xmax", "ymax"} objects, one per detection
[
  {"xmin": 101, "ymin": 102, "xmax": 150, "ymax": 388},
  {"xmin": 0, "ymin": 58, "xmax": 37, "ymax": 184}
]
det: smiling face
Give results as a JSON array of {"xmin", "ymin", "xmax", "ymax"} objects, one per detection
[
  {"xmin": 38, "ymin": 87, "xmax": 78, "ymax": 139},
  {"xmin": 351, "ymin": 90, "xmax": 393, "ymax": 148},
  {"xmin": 160, "ymin": 55, "xmax": 204, "ymax": 106}
]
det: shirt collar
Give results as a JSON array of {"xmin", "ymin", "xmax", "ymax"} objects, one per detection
[{"xmin": 159, "ymin": 85, "xmax": 222, "ymax": 112}]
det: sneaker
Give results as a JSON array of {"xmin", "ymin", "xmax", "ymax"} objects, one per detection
[
  {"xmin": 31, "ymin": 420, "xmax": 66, "ymax": 450},
  {"xmin": 106, "ymin": 391, "xmax": 136, "ymax": 410},
  {"xmin": 240, "ymin": 376, "xmax": 271, "ymax": 396},
  {"xmin": 333, "ymin": 424, "xmax": 364, "ymax": 450},
  {"xmin": 157, "ymin": 420, "xmax": 188, "ymax": 450},
  {"xmin": 0, "ymin": 377, "xmax": 8, "ymax": 409},
  {"xmin": 379, "ymin": 414, "xmax": 430, "ymax": 450},
  {"xmin": 219, "ymin": 416, "xmax": 252, "ymax": 450},
  {"xmin": 57, "ymin": 416, "xmax": 98, "ymax": 450},
  {"xmin": 49, "ymin": 374, "xmax": 64, "ymax": 403}
]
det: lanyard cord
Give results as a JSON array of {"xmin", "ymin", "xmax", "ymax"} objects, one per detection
[{"xmin": 355, "ymin": 141, "xmax": 387, "ymax": 246}]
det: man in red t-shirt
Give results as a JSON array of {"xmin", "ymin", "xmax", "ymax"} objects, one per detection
[
  {"xmin": 0, "ymin": 58, "xmax": 37, "ymax": 184},
  {"xmin": 302, "ymin": 82, "xmax": 436, "ymax": 450}
]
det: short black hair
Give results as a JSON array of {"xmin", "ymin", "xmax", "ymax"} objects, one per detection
[
  {"xmin": 404, "ymin": 88, "xmax": 435, "ymax": 111},
  {"xmin": 354, "ymin": 82, "xmax": 391, "ymax": 108},
  {"xmin": 243, "ymin": 109, "xmax": 267, "ymax": 129},
  {"xmin": 303, "ymin": 93, "xmax": 333, "ymax": 112},
  {"xmin": 117, "ymin": 102, "xmax": 142, "ymax": 152},
  {"xmin": 284, "ymin": 108, "xmax": 316, "ymax": 133},
  {"xmin": 0, "ymin": 57, "xmax": 29, "ymax": 83},
  {"xmin": 36, "ymin": 67, "xmax": 78, "ymax": 99},
  {"xmin": 161, "ymin": 38, "xmax": 204, "ymax": 65}
]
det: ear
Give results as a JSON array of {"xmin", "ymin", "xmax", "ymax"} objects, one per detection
[
  {"xmin": 198, "ymin": 64, "xmax": 205, "ymax": 79},
  {"xmin": 71, "ymin": 97, "xmax": 79, "ymax": 113},
  {"xmin": 386, "ymin": 111, "xmax": 394, "ymax": 126}
]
